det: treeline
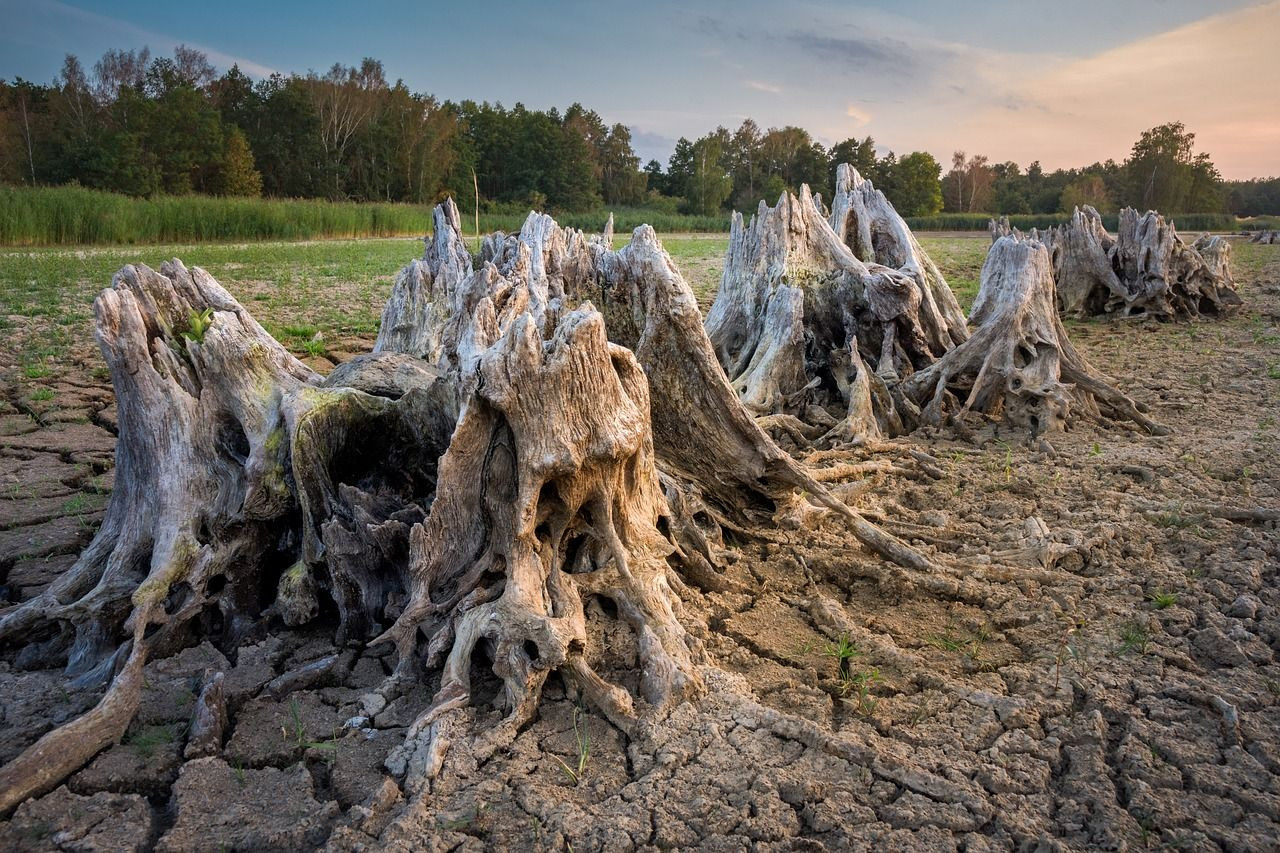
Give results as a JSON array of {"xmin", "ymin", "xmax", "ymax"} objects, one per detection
[
  {"xmin": 938, "ymin": 122, "xmax": 1238, "ymax": 217},
  {"xmin": 0, "ymin": 47, "xmax": 642, "ymax": 210},
  {"xmin": 2, "ymin": 46, "xmax": 1277, "ymax": 219},
  {"xmin": 645, "ymin": 127, "xmax": 943, "ymax": 216}
]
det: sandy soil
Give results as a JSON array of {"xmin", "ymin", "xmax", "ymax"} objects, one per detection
[{"xmin": 1, "ymin": 241, "xmax": 1278, "ymax": 851}]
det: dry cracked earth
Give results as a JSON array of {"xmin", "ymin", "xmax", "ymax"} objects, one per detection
[{"xmin": 1, "ymin": 240, "xmax": 1278, "ymax": 852}]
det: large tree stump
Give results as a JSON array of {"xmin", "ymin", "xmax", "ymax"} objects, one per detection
[
  {"xmin": 0, "ymin": 261, "xmax": 320, "ymax": 811},
  {"xmin": 903, "ymin": 230, "xmax": 1166, "ymax": 437},
  {"xmin": 1033, "ymin": 206, "xmax": 1241, "ymax": 320},
  {"xmin": 707, "ymin": 175, "xmax": 967, "ymax": 445},
  {"xmin": 0, "ymin": 201, "xmax": 937, "ymax": 811},
  {"xmin": 829, "ymin": 164, "xmax": 969, "ymax": 353}
]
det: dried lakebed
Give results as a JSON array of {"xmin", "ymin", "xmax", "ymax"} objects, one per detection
[{"xmin": 0, "ymin": 238, "xmax": 1278, "ymax": 851}]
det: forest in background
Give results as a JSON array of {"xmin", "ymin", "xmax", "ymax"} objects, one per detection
[{"xmin": 3, "ymin": 46, "xmax": 1279, "ymax": 222}]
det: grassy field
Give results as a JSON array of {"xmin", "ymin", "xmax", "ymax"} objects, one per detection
[
  {"xmin": 2, "ymin": 235, "xmax": 1271, "ymax": 413},
  {"xmin": 0, "ymin": 186, "xmax": 729, "ymax": 246},
  {"xmin": 904, "ymin": 211, "xmax": 1247, "ymax": 232},
  {"xmin": 6, "ymin": 186, "xmax": 1271, "ymax": 247}
]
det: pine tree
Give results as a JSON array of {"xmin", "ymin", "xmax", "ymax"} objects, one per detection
[{"xmin": 218, "ymin": 126, "xmax": 262, "ymax": 197}]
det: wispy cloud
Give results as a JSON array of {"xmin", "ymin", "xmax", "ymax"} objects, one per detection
[
  {"xmin": 946, "ymin": 0, "xmax": 1280, "ymax": 178},
  {"xmin": 785, "ymin": 30, "xmax": 915, "ymax": 76},
  {"xmin": 746, "ymin": 80, "xmax": 782, "ymax": 94},
  {"xmin": 845, "ymin": 104, "xmax": 872, "ymax": 126},
  {"xmin": 19, "ymin": 0, "xmax": 278, "ymax": 78}
]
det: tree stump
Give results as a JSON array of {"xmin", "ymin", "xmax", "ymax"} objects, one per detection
[
  {"xmin": 903, "ymin": 230, "xmax": 1166, "ymax": 437},
  {"xmin": 1033, "ymin": 206, "xmax": 1241, "ymax": 320},
  {"xmin": 707, "ymin": 172, "xmax": 967, "ymax": 445},
  {"xmin": 0, "ymin": 202, "xmax": 936, "ymax": 810}
]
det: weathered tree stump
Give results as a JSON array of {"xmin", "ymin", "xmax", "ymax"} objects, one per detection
[
  {"xmin": 1029, "ymin": 206, "xmax": 1240, "ymax": 320},
  {"xmin": 1249, "ymin": 230, "xmax": 1280, "ymax": 244},
  {"xmin": 904, "ymin": 230, "xmax": 1166, "ymax": 437},
  {"xmin": 0, "ymin": 201, "xmax": 936, "ymax": 810},
  {"xmin": 829, "ymin": 164, "xmax": 969, "ymax": 352},
  {"xmin": 707, "ymin": 170, "xmax": 967, "ymax": 445}
]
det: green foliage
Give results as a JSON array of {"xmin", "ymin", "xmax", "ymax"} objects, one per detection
[
  {"xmin": 0, "ymin": 184, "xmax": 426, "ymax": 244},
  {"xmin": 1060, "ymin": 174, "xmax": 1113, "ymax": 213},
  {"xmin": 181, "ymin": 307, "xmax": 214, "ymax": 343},
  {"xmin": 1117, "ymin": 622, "xmax": 1151, "ymax": 656},
  {"xmin": 684, "ymin": 135, "xmax": 734, "ymax": 216},
  {"xmin": 550, "ymin": 705, "xmax": 591, "ymax": 785},
  {"xmin": 0, "ymin": 185, "xmax": 734, "ymax": 245},
  {"xmin": 904, "ymin": 211, "xmax": 1235, "ymax": 232},
  {"xmin": 1226, "ymin": 179, "xmax": 1280, "ymax": 217},
  {"xmin": 887, "ymin": 151, "xmax": 944, "ymax": 216},
  {"xmin": 126, "ymin": 724, "xmax": 176, "ymax": 759},
  {"xmin": 821, "ymin": 634, "xmax": 863, "ymax": 668},
  {"xmin": 4, "ymin": 44, "xmax": 1262, "ymax": 226},
  {"xmin": 839, "ymin": 666, "xmax": 881, "ymax": 716},
  {"xmin": 1146, "ymin": 590, "xmax": 1178, "ymax": 610},
  {"xmin": 1126, "ymin": 121, "xmax": 1222, "ymax": 214},
  {"xmin": 217, "ymin": 126, "xmax": 262, "ymax": 197}
]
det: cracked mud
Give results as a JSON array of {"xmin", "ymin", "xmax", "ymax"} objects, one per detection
[{"xmin": 1, "ymin": 240, "xmax": 1278, "ymax": 851}]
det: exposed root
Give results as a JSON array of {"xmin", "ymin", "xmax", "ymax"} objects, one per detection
[
  {"xmin": 904, "ymin": 230, "xmax": 1167, "ymax": 437},
  {"xmin": 707, "ymin": 169, "xmax": 965, "ymax": 445},
  {"xmin": 1030, "ymin": 205, "xmax": 1241, "ymax": 320}
]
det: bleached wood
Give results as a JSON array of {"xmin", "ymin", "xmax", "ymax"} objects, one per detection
[
  {"xmin": 0, "ymin": 202, "xmax": 938, "ymax": 810},
  {"xmin": 904, "ymin": 230, "xmax": 1166, "ymax": 437},
  {"xmin": 708, "ymin": 173, "xmax": 966, "ymax": 445},
  {"xmin": 1038, "ymin": 206, "xmax": 1240, "ymax": 319}
]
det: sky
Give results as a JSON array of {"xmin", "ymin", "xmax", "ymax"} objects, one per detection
[{"xmin": 4, "ymin": 0, "xmax": 1278, "ymax": 179}]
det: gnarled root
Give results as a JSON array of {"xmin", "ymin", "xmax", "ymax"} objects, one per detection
[
  {"xmin": 0, "ymin": 260, "xmax": 319, "ymax": 811},
  {"xmin": 0, "ymin": 199, "xmax": 944, "ymax": 812},
  {"xmin": 707, "ymin": 168, "xmax": 965, "ymax": 446},
  {"xmin": 0, "ymin": 265, "xmax": 454, "ymax": 811},
  {"xmin": 375, "ymin": 308, "xmax": 703, "ymax": 790},
  {"xmin": 1037, "ymin": 205, "xmax": 1241, "ymax": 320},
  {"xmin": 904, "ymin": 231, "xmax": 1166, "ymax": 438}
]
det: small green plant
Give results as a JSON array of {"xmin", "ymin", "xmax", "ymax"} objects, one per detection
[
  {"xmin": 1053, "ymin": 611, "xmax": 1089, "ymax": 689},
  {"xmin": 907, "ymin": 701, "xmax": 934, "ymax": 727},
  {"xmin": 22, "ymin": 363, "xmax": 49, "ymax": 379},
  {"xmin": 302, "ymin": 338, "xmax": 327, "ymax": 357},
  {"xmin": 126, "ymin": 724, "xmax": 175, "ymax": 759},
  {"xmin": 1117, "ymin": 622, "xmax": 1151, "ymax": 656},
  {"xmin": 1088, "ymin": 442, "xmax": 1102, "ymax": 458},
  {"xmin": 821, "ymin": 634, "xmax": 863, "ymax": 677},
  {"xmin": 288, "ymin": 697, "xmax": 307, "ymax": 746},
  {"xmin": 233, "ymin": 760, "xmax": 246, "ymax": 786},
  {"xmin": 1151, "ymin": 506, "xmax": 1196, "ymax": 529},
  {"xmin": 926, "ymin": 631, "xmax": 967, "ymax": 653},
  {"xmin": 1146, "ymin": 590, "xmax": 1177, "ymax": 610},
  {"xmin": 282, "ymin": 324, "xmax": 319, "ymax": 340},
  {"xmin": 29, "ymin": 387, "xmax": 54, "ymax": 402},
  {"xmin": 839, "ymin": 667, "xmax": 881, "ymax": 716},
  {"xmin": 181, "ymin": 307, "xmax": 215, "ymax": 343},
  {"xmin": 62, "ymin": 493, "xmax": 88, "ymax": 513},
  {"xmin": 925, "ymin": 624, "xmax": 989, "ymax": 662},
  {"xmin": 988, "ymin": 439, "xmax": 1014, "ymax": 481},
  {"xmin": 550, "ymin": 706, "xmax": 591, "ymax": 785}
]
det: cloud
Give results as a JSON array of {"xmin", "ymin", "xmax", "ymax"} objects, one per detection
[
  {"xmin": 746, "ymin": 80, "xmax": 782, "ymax": 94},
  {"xmin": 947, "ymin": 1, "xmax": 1280, "ymax": 178},
  {"xmin": 22, "ymin": 0, "xmax": 278, "ymax": 78},
  {"xmin": 845, "ymin": 104, "xmax": 873, "ymax": 126},
  {"xmin": 786, "ymin": 31, "xmax": 913, "ymax": 75}
]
